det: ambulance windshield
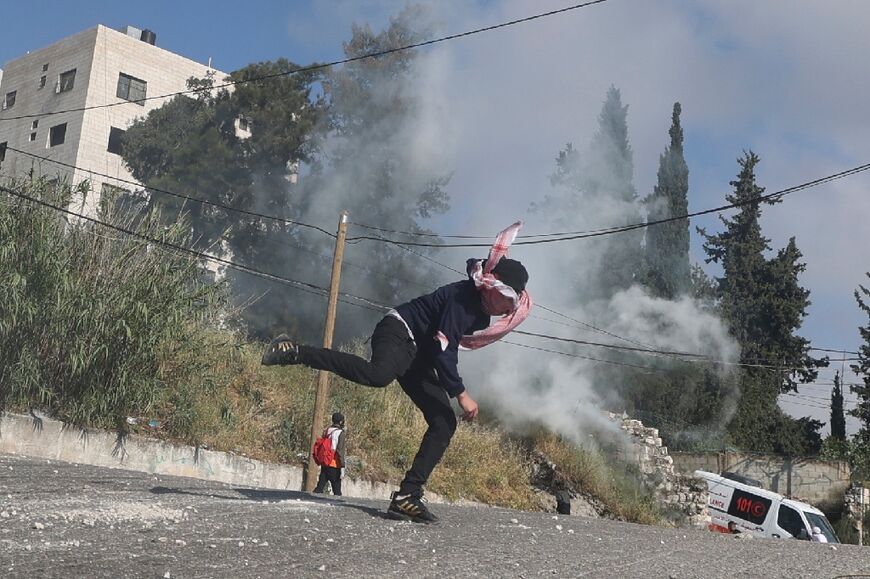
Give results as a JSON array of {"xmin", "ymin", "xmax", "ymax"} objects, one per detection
[{"xmin": 804, "ymin": 512, "xmax": 839, "ymax": 543}]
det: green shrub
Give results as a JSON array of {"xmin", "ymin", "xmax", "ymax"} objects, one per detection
[
  {"xmin": 0, "ymin": 177, "xmax": 226, "ymax": 428},
  {"xmin": 0, "ymin": 179, "xmax": 661, "ymax": 522}
]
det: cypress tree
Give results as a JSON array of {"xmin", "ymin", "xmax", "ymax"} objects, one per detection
[
  {"xmin": 643, "ymin": 102, "xmax": 690, "ymax": 299},
  {"xmin": 831, "ymin": 371, "xmax": 846, "ymax": 441}
]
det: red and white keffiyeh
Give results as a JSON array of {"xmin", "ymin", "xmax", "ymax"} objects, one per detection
[{"xmin": 435, "ymin": 221, "xmax": 533, "ymax": 352}]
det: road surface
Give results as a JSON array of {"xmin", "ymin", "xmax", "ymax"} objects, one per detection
[{"xmin": 1, "ymin": 453, "xmax": 869, "ymax": 578}]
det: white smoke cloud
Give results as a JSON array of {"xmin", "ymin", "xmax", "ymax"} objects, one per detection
[
  {"xmin": 461, "ymin": 285, "xmax": 741, "ymax": 442},
  {"xmin": 277, "ymin": 0, "xmax": 866, "ymax": 433}
]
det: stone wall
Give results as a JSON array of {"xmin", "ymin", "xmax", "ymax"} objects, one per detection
[
  {"xmin": 607, "ymin": 413, "xmax": 709, "ymax": 527},
  {"xmin": 843, "ymin": 484, "xmax": 870, "ymax": 543},
  {"xmin": 671, "ymin": 451, "xmax": 850, "ymax": 506}
]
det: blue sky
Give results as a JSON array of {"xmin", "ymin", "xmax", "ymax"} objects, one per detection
[
  {"xmin": 2, "ymin": 0, "xmax": 869, "ymax": 432},
  {"xmin": 0, "ymin": 1, "xmax": 376, "ymax": 71}
]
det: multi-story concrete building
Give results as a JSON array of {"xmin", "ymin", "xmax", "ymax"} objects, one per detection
[{"xmin": 0, "ymin": 25, "xmax": 226, "ymax": 216}]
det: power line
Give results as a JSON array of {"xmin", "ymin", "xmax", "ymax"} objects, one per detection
[
  {"xmin": 0, "ymin": 183, "xmax": 386, "ymax": 313},
  {"xmin": 365, "ymin": 222, "xmax": 676, "ymax": 354},
  {"xmin": 512, "ymin": 329, "xmax": 844, "ymax": 372},
  {"xmin": 514, "ymin": 330, "xmax": 706, "ymax": 358},
  {"xmin": 0, "ymin": 1, "xmax": 610, "ymax": 123},
  {"xmin": 0, "ymin": 182, "xmax": 704, "ymax": 372},
  {"xmin": 348, "ymin": 219, "xmax": 606, "ymax": 241},
  {"xmin": 3, "ymin": 146, "xmax": 336, "ymax": 237},
  {"xmin": 0, "ymin": 152, "xmax": 722, "ymax": 361},
  {"xmin": 779, "ymin": 398, "xmax": 832, "ymax": 412},
  {"xmin": 784, "ymin": 392, "xmax": 860, "ymax": 406},
  {"xmin": 532, "ymin": 303, "xmax": 665, "ymax": 352},
  {"xmin": 6, "ymin": 178, "xmax": 856, "ymax": 375},
  {"xmin": 1, "ymin": 180, "xmax": 681, "ymax": 370},
  {"xmin": 346, "ymin": 161, "xmax": 870, "ymax": 247},
  {"xmin": 347, "ymin": 226, "xmax": 681, "ymax": 359},
  {"xmin": 354, "ymin": 223, "xmax": 856, "ymax": 367},
  {"xmin": 500, "ymin": 340, "xmax": 669, "ymax": 373},
  {"xmin": 810, "ymin": 347, "xmax": 861, "ymax": 356}
]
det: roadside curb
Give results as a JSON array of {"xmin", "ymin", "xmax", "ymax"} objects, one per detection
[{"xmin": 0, "ymin": 412, "xmax": 460, "ymax": 504}]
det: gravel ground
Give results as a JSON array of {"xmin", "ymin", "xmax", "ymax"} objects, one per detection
[{"xmin": 2, "ymin": 452, "xmax": 870, "ymax": 578}]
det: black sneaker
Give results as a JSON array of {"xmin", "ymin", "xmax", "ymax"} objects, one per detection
[
  {"xmin": 387, "ymin": 492, "xmax": 438, "ymax": 524},
  {"xmin": 261, "ymin": 334, "xmax": 299, "ymax": 366}
]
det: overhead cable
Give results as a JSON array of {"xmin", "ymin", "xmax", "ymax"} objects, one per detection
[
  {"xmin": 0, "ymin": 1, "xmax": 610, "ymax": 123},
  {"xmin": 3, "ymin": 145, "xmax": 336, "ymax": 237},
  {"xmin": 346, "ymin": 161, "xmax": 870, "ymax": 247},
  {"xmin": 0, "ymin": 184, "xmax": 385, "ymax": 313}
]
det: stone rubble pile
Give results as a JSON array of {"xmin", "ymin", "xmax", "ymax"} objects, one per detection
[
  {"xmin": 607, "ymin": 412, "xmax": 710, "ymax": 527},
  {"xmin": 529, "ymin": 451, "xmax": 606, "ymax": 518},
  {"xmin": 842, "ymin": 483, "xmax": 869, "ymax": 540}
]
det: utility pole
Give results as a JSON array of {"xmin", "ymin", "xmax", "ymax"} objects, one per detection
[{"xmin": 304, "ymin": 211, "xmax": 348, "ymax": 492}]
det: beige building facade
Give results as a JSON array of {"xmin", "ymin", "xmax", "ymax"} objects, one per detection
[{"xmin": 0, "ymin": 25, "xmax": 226, "ymax": 216}]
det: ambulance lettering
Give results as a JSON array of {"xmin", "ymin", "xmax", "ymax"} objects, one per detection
[{"xmin": 726, "ymin": 488, "xmax": 771, "ymax": 525}]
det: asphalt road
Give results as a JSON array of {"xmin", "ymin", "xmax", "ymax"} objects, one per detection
[{"xmin": 2, "ymin": 453, "xmax": 870, "ymax": 578}]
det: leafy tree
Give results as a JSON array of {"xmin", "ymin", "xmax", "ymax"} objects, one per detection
[
  {"xmin": 699, "ymin": 152, "xmax": 826, "ymax": 452},
  {"xmin": 122, "ymin": 63, "xmax": 322, "ymax": 338},
  {"xmin": 642, "ymin": 103, "xmax": 690, "ymax": 299},
  {"xmin": 831, "ymin": 371, "xmax": 847, "ymax": 441}
]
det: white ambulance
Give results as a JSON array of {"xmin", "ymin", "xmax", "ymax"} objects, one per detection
[{"xmin": 695, "ymin": 470, "xmax": 839, "ymax": 543}]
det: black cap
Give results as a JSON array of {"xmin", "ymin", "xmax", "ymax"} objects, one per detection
[
  {"xmin": 491, "ymin": 258, "xmax": 529, "ymax": 294},
  {"xmin": 331, "ymin": 412, "xmax": 345, "ymax": 426}
]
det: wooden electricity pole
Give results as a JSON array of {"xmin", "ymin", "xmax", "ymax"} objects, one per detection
[{"xmin": 304, "ymin": 211, "xmax": 349, "ymax": 491}]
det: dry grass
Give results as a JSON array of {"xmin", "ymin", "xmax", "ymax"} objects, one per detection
[
  {"xmin": 148, "ymin": 339, "xmax": 657, "ymax": 521},
  {"xmin": 2, "ymin": 179, "xmax": 662, "ymax": 524},
  {"xmin": 166, "ymin": 339, "xmax": 537, "ymax": 509},
  {"xmin": 535, "ymin": 432, "xmax": 661, "ymax": 525}
]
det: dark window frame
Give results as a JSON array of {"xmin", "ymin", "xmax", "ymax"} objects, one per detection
[
  {"xmin": 57, "ymin": 69, "xmax": 76, "ymax": 93},
  {"xmin": 116, "ymin": 73, "xmax": 147, "ymax": 105},
  {"xmin": 3, "ymin": 90, "xmax": 16, "ymax": 110},
  {"xmin": 107, "ymin": 127, "xmax": 126, "ymax": 155},
  {"xmin": 48, "ymin": 123, "xmax": 67, "ymax": 147},
  {"xmin": 0, "ymin": 142, "xmax": 7, "ymax": 164}
]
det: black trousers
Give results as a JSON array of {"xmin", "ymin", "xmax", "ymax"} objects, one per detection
[
  {"xmin": 298, "ymin": 316, "xmax": 457, "ymax": 498},
  {"xmin": 314, "ymin": 466, "xmax": 342, "ymax": 495}
]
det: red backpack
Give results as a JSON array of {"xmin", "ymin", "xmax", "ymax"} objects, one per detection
[{"xmin": 312, "ymin": 428, "xmax": 337, "ymax": 466}]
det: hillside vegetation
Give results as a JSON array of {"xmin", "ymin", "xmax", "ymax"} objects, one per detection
[{"xmin": 0, "ymin": 178, "xmax": 659, "ymax": 523}]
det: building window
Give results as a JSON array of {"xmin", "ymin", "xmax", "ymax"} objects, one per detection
[
  {"xmin": 38, "ymin": 75, "xmax": 47, "ymax": 90},
  {"xmin": 56, "ymin": 69, "xmax": 76, "ymax": 93},
  {"xmin": 31, "ymin": 120, "xmax": 39, "ymax": 130},
  {"xmin": 29, "ymin": 132, "xmax": 37, "ymax": 142},
  {"xmin": 2, "ymin": 91, "xmax": 16, "ymax": 110},
  {"xmin": 42, "ymin": 63, "xmax": 49, "ymax": 72},
  {"xmin": 0, "ymin": 142, "xmax": 7, "ymax": 164},
  {"xmin": 116, "ymin": 73, "xmax": 147, "ymax": 104},
  {"xmin": 48, "ymin": 123, "xmax": 67, "ymax": 147},
  {"xmin": 107, "ymin": 127, "xmax": 126, "ymax": 155}
]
